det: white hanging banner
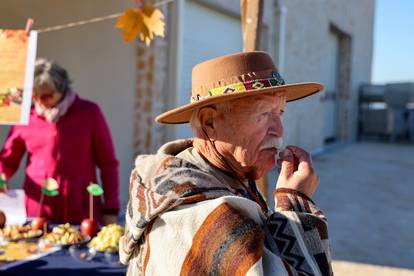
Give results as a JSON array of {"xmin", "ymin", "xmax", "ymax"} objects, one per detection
[{"xmin": 0, "ymin": 29, "xmax": 37, "ymax": 125}]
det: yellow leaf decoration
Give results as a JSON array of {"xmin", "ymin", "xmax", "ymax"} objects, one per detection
[
  {"xmin": 115, "ymin": 5, "xmax": 165, "ymax": 45},
  {"xmin": 142, "ymin": 5, "xmax": 165, "ymax": 41}
]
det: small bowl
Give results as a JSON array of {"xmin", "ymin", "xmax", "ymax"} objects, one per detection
[
  {"xmin": 104, "ymin": 250, "xmax": 123, "ymax": 267},
  {"xmin": 2, "ymin": 230, "xmax": 43, "ymax": 243},
  {"xmin": 69, "ymin": 244, "xmax": 96, "ymax": 262},
  {"xmin": 46, "ymin": 236, "xmax": 91, "ymax": 249}
]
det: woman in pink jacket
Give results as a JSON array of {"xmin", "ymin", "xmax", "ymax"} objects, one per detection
[{"xmin": 0, "ymin": 59, "xmax": 120, "ymax": 225}]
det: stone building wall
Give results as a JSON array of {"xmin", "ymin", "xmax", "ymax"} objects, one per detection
[
  {"xmin": 143, "ymin": 0, "xmax": 375, "ymax": 155},
  {"xmin": 279, "ymin": 0, "xmax": 375, "ymax": 152}
]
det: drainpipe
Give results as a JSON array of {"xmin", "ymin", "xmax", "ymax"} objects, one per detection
[
  {"xmin": 274, "ymin": 0, "xmax": 287, "ymax": 73},
  {"xmin": 167, "ymin": 0, "xmax": 185, "ymax": 141}
]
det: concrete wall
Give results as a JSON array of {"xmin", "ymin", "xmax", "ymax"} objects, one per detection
[
  {"xmin": 0, "ymin": 0, "xmax": 136, "ymax": 205},
  {"xmin": 279, "ymin": 0, "xmax": 375, "ymax": 152},
  {"xmin": 166, "ymin": 0, "xmax": 374, "ymax": 154},
  {"xmin": 165, "ymin": 0, "xmax": 282, "ymax": 140}
]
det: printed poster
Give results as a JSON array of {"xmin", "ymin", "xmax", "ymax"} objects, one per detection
[{"xmin": 0, "ymin": 29, "xmax": 37, "ymax": 125}]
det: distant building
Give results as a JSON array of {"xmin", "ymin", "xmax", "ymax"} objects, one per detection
[
  {"xmin": 0, "ymin": 0, "xmax": 375, "ymax": 204},
  {"xmin": 359, "ymin": 82, "xmax": 414, "ymax": 140}
]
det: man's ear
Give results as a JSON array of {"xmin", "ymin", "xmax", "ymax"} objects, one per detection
[{"xmin": 198, "ymin": 107, "xmax": 218, "ymax": 140}]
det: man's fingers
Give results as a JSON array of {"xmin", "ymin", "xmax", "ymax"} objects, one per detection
[
  {"xmin": 277, "ymin": 146, "xmax": 320, "ymax": 198},
  {"xmin": 280, "ymin": 161, "xmax": 293, "ymax": 177}
]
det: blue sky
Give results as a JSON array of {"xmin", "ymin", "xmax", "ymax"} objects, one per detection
[{"xmin": 372, "ymin": 0, "xmax": 414, "ymax": 84}]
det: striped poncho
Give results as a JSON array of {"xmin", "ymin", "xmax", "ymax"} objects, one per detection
[{"xmin": 119, "ymin": 140, "xmax": 333, "ymax": 276}]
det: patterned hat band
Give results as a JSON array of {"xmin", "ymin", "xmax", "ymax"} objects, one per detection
[{"xmin": 190, "ymin": 71, "xmax": 286, "ymax": 103}]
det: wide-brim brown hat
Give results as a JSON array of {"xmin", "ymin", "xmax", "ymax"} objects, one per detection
[{"xmin": 156, "ymin": 51, "xmax": 323, "ymax": 124}]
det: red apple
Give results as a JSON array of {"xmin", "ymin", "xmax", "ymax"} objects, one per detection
[
  {"xmin": 0, "ymin": 210, "xmax": 6, "ymax": 228},
  {"xmin": 80, "ymin": 218, "xmax": 99, "ymax": 237},
  {"xmin": 31, "ymin": 217, "xmax": 47, "ymax": 231}
]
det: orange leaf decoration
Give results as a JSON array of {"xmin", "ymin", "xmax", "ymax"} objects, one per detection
[
  {"xmin": 116, "ymin": 5, "xmax": 165, "ymax": 45},
  {"xmin": 115, "ymin": 8, "xmax": 147, "ymax": 43}
]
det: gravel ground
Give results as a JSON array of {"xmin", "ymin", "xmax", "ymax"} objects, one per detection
[{"xmin": 311, "ymin": 142, "xmax": 414, "ymax": 275}]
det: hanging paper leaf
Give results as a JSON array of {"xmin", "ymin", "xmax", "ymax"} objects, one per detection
[
  {"xmin": 87, "ymin": 183, "xmax": 104, "ymax": 196},
  {"xmin": 43, "ymin": 177, "xmax": 59, "ymax": 191},
  {"xmin": 115, "ymin": 8, "xmax": 148, "ymax": 43},
  {"xmin": 115, "ymin": 5, "xmax": 165, "ymax": 45},
  {"xmin": 141, "ymin": 5, "xmax": 165, "ymax": 42},
  {"xmin": 0, "ymin": 173, "xmax": 7, "ymax": 188},
  {"xmin": 41, "ymin": 178, "xmax": 59, "ymax": 197},
  {"xmin": 41, "ymin": 187, "xmax": 59, "ymax": 197}
]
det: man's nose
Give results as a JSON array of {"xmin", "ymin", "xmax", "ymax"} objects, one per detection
[{"xmin": 268, "ymin": 116, "xmax": 284, "ymax": 137}]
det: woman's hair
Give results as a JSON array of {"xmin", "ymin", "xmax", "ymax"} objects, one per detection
[{"xmin": 34, "ymin": 58, "xmax": 72, "ymax": 94}]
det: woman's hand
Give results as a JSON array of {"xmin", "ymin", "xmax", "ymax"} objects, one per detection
[{"xmin": 276, "ymin": 145, "xmax": 319, "ymax": 198}]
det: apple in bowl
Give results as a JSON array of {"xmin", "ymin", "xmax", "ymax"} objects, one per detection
[
  {"xmin": 0, "ymin": 210, "xmax": 6, "ymax": 228},
  {"xmin": 80, "ymin": 219, "xmax": 99, "ymax": 238}
]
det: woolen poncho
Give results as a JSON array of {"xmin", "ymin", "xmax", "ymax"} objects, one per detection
[{"xmin": 120, "ymin": 139, "xmax": 332, "ymax": 276}]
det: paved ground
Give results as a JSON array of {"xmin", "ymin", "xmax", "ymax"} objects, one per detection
[
  {"xmin": 332, "ymin": 261, "xmax": 414, "ymax": 276},
  {"xmin": 311, "ymin": 142, "xmax": 414, "ymax": 275}
]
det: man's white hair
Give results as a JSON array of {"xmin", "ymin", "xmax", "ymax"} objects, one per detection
[{"xmin": 189, "ymin": 102, "xmax": 231, "ymax": 137}]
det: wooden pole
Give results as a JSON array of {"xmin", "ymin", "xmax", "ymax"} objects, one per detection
[
  {"xmin": 241, "ymin": 0, "xmax": 264, "ymax": 52},
  {"xmin": 89, "ymin": 193, "xmax": 93, "ymax": 220},
  {"xmin": 240, "ymin": 0, "xmax": 268, "ymax": 198},
  {"xmin": 38, "ymin": 193, "xmax": 44, "ymax": 217}
]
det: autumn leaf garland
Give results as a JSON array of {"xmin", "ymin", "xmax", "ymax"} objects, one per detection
[{"xmin": 116, "ymin": 5, "xmax": 165, "ymax": 45}]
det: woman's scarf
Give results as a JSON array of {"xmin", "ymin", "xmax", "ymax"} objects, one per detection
[{"xmin": 34, "ymin": 90, "xmax": 76, "ymax": 122}]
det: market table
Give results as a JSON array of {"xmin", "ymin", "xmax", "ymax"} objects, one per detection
[
  {"xmin": 0, "ymin": 221, "xmax": 127, "ymax": 276},
  {"xmin": 0, "ymin": 247, "xmax": 127, "ymax": 276}
]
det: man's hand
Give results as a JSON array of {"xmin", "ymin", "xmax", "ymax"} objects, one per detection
[
  {"xmin": 276, "ymin": 145, "xmax": 319, "ymax": 198},
  {"xmin": 102, "ymin": 214, "xmax": 117, "ymax": 226}
]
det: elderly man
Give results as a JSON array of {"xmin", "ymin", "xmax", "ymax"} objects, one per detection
[{"xmin": 120, "ymin": 52, "xmax": 332, "ymax": 276}]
